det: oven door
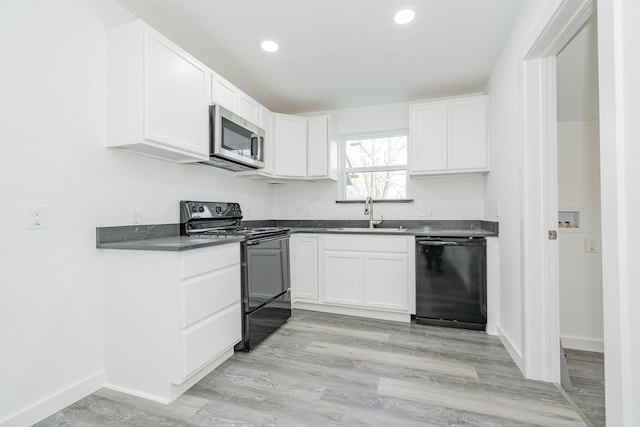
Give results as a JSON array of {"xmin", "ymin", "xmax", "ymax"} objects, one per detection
[{"xmin": 242, "ymin": 234, "xmax": 291, "ymax": 313}]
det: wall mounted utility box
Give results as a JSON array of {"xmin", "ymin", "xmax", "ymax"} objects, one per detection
[{"xmin": 558, "ymin": 209, "xmax": 581, "ymax": 231}]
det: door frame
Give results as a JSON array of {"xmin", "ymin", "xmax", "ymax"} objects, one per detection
[{"xmin": 519, "ymin": 0, "xmax": 593, "ymax": 382}]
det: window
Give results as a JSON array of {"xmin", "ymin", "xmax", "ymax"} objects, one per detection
[{"xmin": 341, "ymin": 132, "xmax": 408, "ymax": 200}]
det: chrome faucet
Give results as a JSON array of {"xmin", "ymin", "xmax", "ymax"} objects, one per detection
[{"xmin": 364, "ymin": 196, "xmax": 383, "ymax": 228}]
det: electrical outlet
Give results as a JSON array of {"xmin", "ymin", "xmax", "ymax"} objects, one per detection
[
  {"xmin": 418, "ymin": 205, "xmax": 426, "ymax": 217},
  {"xmin": 130, "ymin": 208, "xmax": 141, "ymax": 225},
  {"xmin": 495, "ymin": 202, "xmax": 500, "ymax": 219},
  {"xmin": 303, "ymin": 206, "xmax": 310, "ymax": 218},
  {"xmin": 427, "ymin": 206, "xmax": 436, "ymax": 218},
  {"xmin": 27, "ymin": 205, "xmax": 47, "ymax": 229}
]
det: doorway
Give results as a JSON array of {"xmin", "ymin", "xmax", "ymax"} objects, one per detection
[{"xmin": 556, "ymin": 17, "xmax": 605, "ymax": 426}]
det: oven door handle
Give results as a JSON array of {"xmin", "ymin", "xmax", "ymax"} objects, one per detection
[
  {"xmin": 417, "ymin": 241, "xmax": 460, "ymax": 247},
  {"xmin": 244, "ymin": 234, "xmax": 289, "ymax": 245}
]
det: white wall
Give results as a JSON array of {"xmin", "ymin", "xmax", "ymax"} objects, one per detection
[
  {"xmin": 557, "ymin": 121, "xmax": 603, "ymax": 352},
  {"xmin": 556, "ymin": 20, "xmax": 599, "ymax": 122},
  {"xmin": 273, "ymin": 101, "xmax": 486, "ymax": 220},
  {"xmin": 483, "ymin": 0, "xmax": 561, "ymax": 368},
  {"xmin": 0, "ymin": 1, "xmax": 274, "ymax": 425}
]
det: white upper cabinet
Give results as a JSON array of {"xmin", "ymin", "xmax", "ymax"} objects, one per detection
[
  {"xmin": 273, "ymin": 114, "xmax": 308, "ymax": 177},
  {"xmin": 107, "ymin": 20, "xmax": 210, "ymax": 163},
  {"xmin": 211, "ymin": 72, "xmax": 262, "ymax": 127},
  {"xmin": 267, "ymin": 113, "xmax": 336, "ymax": 181},
  {"xmin": 237, "ymin": 94, "xmax": 262, "ymax": 127},
  {"xmin": 211, "ymin": 72, "xmax": 238, "ymax": 112},
  {"xmin": 307, "ymin": 115, "xmax": 331, "ymax": 178},
  {"xmin": 409, "ymin": 103, "xmax": 448, "ymax": 172},
  {"xmin": 409, "ymin": 95, "xmax": 488, "ymax": 175}
]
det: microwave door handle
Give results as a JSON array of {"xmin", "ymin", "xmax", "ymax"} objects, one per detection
[{"xmin": 251, "ymin": 134, "xmax": 260, "ymax": 160}]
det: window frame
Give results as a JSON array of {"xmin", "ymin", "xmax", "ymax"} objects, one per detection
[{"xmin": 338, "ymin": 129, "xmax": 410, "ymax": 201}]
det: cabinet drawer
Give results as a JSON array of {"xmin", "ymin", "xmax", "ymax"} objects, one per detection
[
  {"xmin": 179, "ymin": 243, "xmax": 239, "ymax": 279},
  {"xmin": 180, "ymin": 265, "xmax": 240, "ymax": 328},
  {"xmin": 323, "ymin": 235, "xmax": 409, "ymax": 253},
  {"xmin": 179, "ymin": 303, "xmax": 241, "ymax": 381}
]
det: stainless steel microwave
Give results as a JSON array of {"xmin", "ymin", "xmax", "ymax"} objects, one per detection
[{"xmin": 203, "ymin": 104, "xmax": 265, "ymax": 172}]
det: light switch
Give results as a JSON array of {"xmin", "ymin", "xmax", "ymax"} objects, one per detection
[{"xmin": 585, "ymin": 238, "xmax": 599, "ymax": 253}]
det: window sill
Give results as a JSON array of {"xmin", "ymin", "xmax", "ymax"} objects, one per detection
[{"xmin": 335, "ymin": 199, "xmax": 414, "ymax": 204}]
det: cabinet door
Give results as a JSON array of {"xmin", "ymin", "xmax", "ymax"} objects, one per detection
[
  {"xmin": 307, "ymin": 115, "xmax": 329, "ymax": 178},
  {"xmin": 273, "ymin": 114, "xmax": 308, "ymax": 177},
  {"xmin": 448, "ymin": 97, "xmax": 487, "ymax": 170},
  {"xmin": 363, "ymin": 254, "xmax": 408, "ymax": 310},
  {"xmin": 179, "ymin": 303, "xmax": 241, "ymax": 382},
  {"xmin": 238, "ymin": 93, "xmax": 262, "ymax": 127},
  {"xmin": 145, "ymin": 27, "xmax": 209, "ymax": 156},
  {"xmin": 322, "ymin": 251, "xmax": 363, "ymax": 306},
  {"xmin": 409, "ymin": 103, "xmax": 448, "ymax": 173},
  {"xmin": 211, "ymin": 72, "xmax": 238, "ymax": 112},
  {"xmin": 291, "ymin": 236, "xmax": 319, "ymax": 300},
  {"xmin": 261, "ymin": 108, "xmax": 275, "ymax": 175}
]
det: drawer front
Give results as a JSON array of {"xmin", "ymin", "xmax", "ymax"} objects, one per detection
[
  {"xmin": 180, "ymin": 303, "xmax": 241, "ymax": 380},
  {"xmin": 181, "ymin": 265, "xmax": 240, "ymax": 328},
  {"xmin": 323, "ymin": 235, "xmax": 409, "ymax": 253},
  {"xmin": 179, "ymin": 243, "xmax": 239, "ymax": 279}
]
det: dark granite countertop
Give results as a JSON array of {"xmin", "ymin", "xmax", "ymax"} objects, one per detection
[
  {"xmin": 97, "ymin": 236, "xmax": 243, "ymax": 251},
  {"xmin": 271, "ymin": 219, "xmax": 498, "ymax": 237},
  {"xmin": 96, "ymin": 224, "xmax": 243, "ymax": 251},
  {"xmin": 96, "ymin": 220, "xmax": 498, "ymax": 252},
  {"xmin": 292, "ymin": 227, "xmax": 497, "ymax": 237}
]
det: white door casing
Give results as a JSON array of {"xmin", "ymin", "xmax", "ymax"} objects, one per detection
[{"xmin": 519, "ymin": 0, "xmax": 593, "ymax": 383}]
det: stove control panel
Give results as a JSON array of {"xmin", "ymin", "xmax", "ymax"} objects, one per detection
[{"xmin": 180, "ymin": 201, "xmax": 242, "ymax": 222}]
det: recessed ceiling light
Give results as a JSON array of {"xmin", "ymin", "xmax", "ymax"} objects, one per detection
[
  {"xmin": 394, "ymin": 9, "xmax": 415, "ymax": 25},
  {"xmin": 261, "ymin": 40, "xmax": 279, "ymax": 52}
]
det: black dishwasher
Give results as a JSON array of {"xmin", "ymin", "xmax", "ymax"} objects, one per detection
[{"xmin": 415, "ymin": 237, "xmax": 486, "ymax": 330}]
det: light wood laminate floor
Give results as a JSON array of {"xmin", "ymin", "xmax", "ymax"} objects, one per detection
[
  {"xmin": 38, "ymin": 310, "xmax": 590, "ymax": 426},
  {"xmin": 563, "ymin": 349, "xmax": 606, "ymax": 427}
]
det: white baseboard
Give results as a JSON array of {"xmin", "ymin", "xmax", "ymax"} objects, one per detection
[
  {"xmin": 0, "ymin": 370, "xmax": 105, "ymax": 427},
  {"xmin": 561, "ymin": 335, "xmax": 604, "ymax": 353},
  {"xmin": 104, "ymin": 346, "xmax": 235, "ymax": 405},
  {"xmin": 497, "ymin": 325, "xmax": 525, "ymax": 375},
  {"xmin": 293, "ymin": 301, "xmax": 411, "ymax": 323}
]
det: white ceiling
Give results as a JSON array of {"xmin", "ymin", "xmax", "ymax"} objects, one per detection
[{"xmin": 113, "ymin": 0, "xmax": 524, "ymax": 114}]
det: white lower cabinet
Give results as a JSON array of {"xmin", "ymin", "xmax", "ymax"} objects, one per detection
[
  {"xmin": 363, "ymin": 254, "xmax": 408, "ymax": 311},
  {"xmin": 102, "ymin": 243, "xmax": 241, "ymax": 403},
  {"xmin": 291, "ymin": 234, "xmax": 414, "ymax": 321},
  {"xmin": 323, "ymin": 251, "xmax": 363, "ymax": 305},
  {"xmin": 290, "ymin": 235, "xmax": 320, "ymax": 301}
]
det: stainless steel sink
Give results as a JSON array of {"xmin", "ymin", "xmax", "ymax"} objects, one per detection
[{"xmin": 326, "ymin": 227, "xmax": 409, "ymax": 233}]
